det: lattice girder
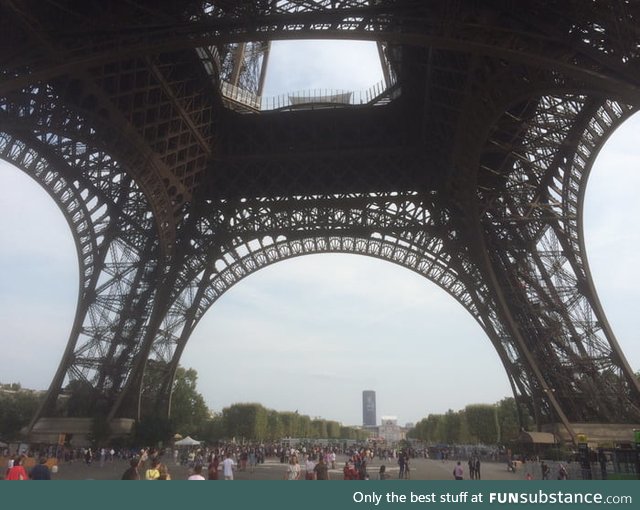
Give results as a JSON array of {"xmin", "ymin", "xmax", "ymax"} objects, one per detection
[
  {"xmin": 3, "ymin": 1, "xmax": 640, "ymax": 105},
  {"xmin": 138, "ymin": 190, "xmax": 544, "ymax": 419},
  {"xmin": 475, "ymin": 93, "xmax": 640, "ymax": 427},
  {"xmin": 2, "ymin": 1, "xmax": 640, "ymax": 439},
  {"xmin": 0, "ymin": 109, "xmax": 165, "ymax": 419}
]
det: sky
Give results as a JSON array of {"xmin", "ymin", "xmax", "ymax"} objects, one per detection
[{"xmin": 0, "ymin": 40, "xmax": 639, "ymax": 428}]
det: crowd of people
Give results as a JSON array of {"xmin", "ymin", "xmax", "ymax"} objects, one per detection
[
  {"xmin": 3, "ymin": 455, "xmax": 53, "ymax": 480},
  {"xmin": 2, "ymin": 439, "xmax": 588, "ymax": 481}
]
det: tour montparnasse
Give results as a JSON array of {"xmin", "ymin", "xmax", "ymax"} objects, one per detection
[{"xmin": 1, "ymin": 0, "xmax": 639, "ymax": 445}]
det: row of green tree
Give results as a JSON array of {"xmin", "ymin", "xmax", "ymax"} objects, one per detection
[
  {"xmin": 407, "ymin": 398, "xmax": 531, "ymax": 445},
  {"xmin": 6, "ymin": 370, "xmax": 640, "ymax": 446},
  {"xmin": 137, "ymin": 368, "xmax": 370, "ymax": 445},
  {"xmin": 0, "ymin": 371, "xmax": 369, "ymax": 446},
  {"xmin": 203, "ymin": 403, "xmax": 370, "ymax": 443},
  {"xmin": 409, "ymin": 371, "xmax": 640, "ymax": 445}
]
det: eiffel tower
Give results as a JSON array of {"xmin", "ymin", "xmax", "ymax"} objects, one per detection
[{"xmin": 1, "ymin": 1, "xmax": 639, "ymax": 444}]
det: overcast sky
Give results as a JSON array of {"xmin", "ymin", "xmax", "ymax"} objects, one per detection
[{"xmin": 1, "ymin": 41, "xmax": 639, "ymax": 427}]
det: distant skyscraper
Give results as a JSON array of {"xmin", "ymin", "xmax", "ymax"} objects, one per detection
[{"xmin": 362, "ymin": 390, "xmax": 376, "ymax": 427}]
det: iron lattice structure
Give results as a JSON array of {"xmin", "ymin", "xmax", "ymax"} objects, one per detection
[{"xmin": 2, "ymin": 0, "xmax": 640, "ymax": 440}]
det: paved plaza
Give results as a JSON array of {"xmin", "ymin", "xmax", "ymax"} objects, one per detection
[{"xmin": 15, "ymin": 455, "xmax": 542, "ymax": 481}]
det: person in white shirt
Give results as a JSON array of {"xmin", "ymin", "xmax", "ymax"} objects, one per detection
[
  {"xmin": 286, "ymin": 456, "xmax": 301, "ymax": 480},
  {"xmin": 304, "ymin": 455, "xmax": 316, "ymax": 480},
  {"xmin": 222, "ymin": 453, "xmax": 236, "ymax": 480}
]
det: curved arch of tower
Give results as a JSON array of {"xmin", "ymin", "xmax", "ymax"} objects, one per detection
[{"xmin": 1, "ymin": 0, "xmax": 639, "ymax": 444}]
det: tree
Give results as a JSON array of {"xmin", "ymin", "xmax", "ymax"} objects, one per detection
[
  {"xmin": 311, "ymin": 419, "xmax": 328, "ymax": 438},
  {"xmin": 280, "ymin": 411, "xmax": 301, "ymax": 437},
  {"xmin": 340, "ymin": 426, "xmax": 356, "ymax": 440},
  {"xmin": 496, "ymin": 397, "xmax": 535, "ymax": 443},
  {"xmin": 425, "ymin": 414, "xmax": 444, "ymax": 443},
  {"xmin": 200, "ymin": 414, "xmax": 225, "ymax": 443},
  {"xmin": 65, "ymin": 379, "xmax": 97, "ymax": 417},
  {"xmin": 326, "ymin": 420, "xmax": 341, "ymax": 438},
  {"xmin": 298, "ymin": 414, "xmax": 311, "ymax": 438},
  {"xmin": 465, "ymin": 404, "xmax": 499, "ymax": 444},
  {"xmin": 442, "ymin": 410, "xmax": 462, "ymax": 444},
  {"xmin": 0, "ymin": 388, "xmax": 42, "ymax": 440},
  {"xmin": 133, "ymin": 414, "xmax": 173, "ymax": 447},
  {"xmin": 169, "ymin": 367, "xmax": 210, "ymax": 437},
  {"xmin": 267, "ymin": 410, "xmax": 283, "ymax": 441},
  {"xmin": 222, "ymin": 403, "xmax": 268, "ymax": 441},
  {"xmin": 457, "ymin": 409, "xmax": 473, "ymax": 444}
]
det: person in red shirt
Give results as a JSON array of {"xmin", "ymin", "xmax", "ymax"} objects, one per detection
[
  {"xmin": 342, "ymin": 460, "xmax": 357, "ymax": 480},
  {"xmin": 5, "ymin": 456, "xmax": 28, "ymax": 480}
]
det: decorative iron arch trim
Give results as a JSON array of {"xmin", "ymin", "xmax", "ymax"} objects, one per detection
[{"xmin": 144, "ymin": 228, "xmax": 516, "ymax": 419}]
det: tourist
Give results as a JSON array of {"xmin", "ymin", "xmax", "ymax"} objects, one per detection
[
  {"xmin": 541, "ymin": 461, "xmax": 550, "ymax": 480},
  {"xmin": 248, "ymin": 449, "xmax": 257, "ymax": 473},
  {"xmin": 5, "ymin": 456, "xmax": 28, "ymax": 480},
  {"xmin": 313, "ymin": 456, "xmax": 329, "ymax": 480},
  {"xmin": 285, "ymin": 455, "xmax": 301, "ymax": 480},
  {"xmin": 453, "ymin": 461, "xmax": 464, "ymax": 480},
  {"xmin": 304, "ymin": 454, "xmax": 316, "ymax": 480},
  {"xmin": 30, "ymin": 457, "xmax": 52, "ymax": 480},
  {"xmin": 157, "ymin": 463, "xmax": 171, "ymax": 480},
  {"xmin": 188, "ymin": 464, "xmax": 205, "ymax": 480},
  {"xmin": 343, "ymin": 460, "xmax": 357, "ymax": 480},
  {"xmin": 222, "ymin": 452, "xmax": 236, "ymax": 480},
  {"xmin": 398, "ymin": 451, "xmax": 406, "ymax": 479},
  {"xmin": 557, "ymin": 463, "xmax": 568, "ymax": 480},
  {"xmin": 208, "ymin": 454, "xmax": 219, "ymax": 480},
  {"xmin": 121, "ymin": 457, "xmax": 140, "ymax": 480},
  {"xmin": 145, "ymin": 458, "xmax": 161, "ymax": 480}
]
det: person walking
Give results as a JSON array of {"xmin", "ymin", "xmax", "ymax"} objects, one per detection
[
  {"xmin": 453, "ymin": 461, "xmax": 464, "ymax": 480},
  {"xmin": 5, "ymin": 456, "xmax": 28, "ymax": 480},
  {"xmin": 145, "ymin": 458, "xmax": 161, "ymax": 480},
  {"xmin": 557, "ymin": 463, "xmax": 568, "ymax": 480},
  {"xmin": 157, "ymin": 463, "xmax": 171, "ymax": 480},
  {"xmin": 208, "ymin": 454, "xmax": 220, "ymax": 480},
  {"xmin": 121, "ymin": 457, "xmax": 141, "ymax": 480},
  {"xmin": 304, "ymin": 455, "xmax": 316, "ymax": 480},
  {"xmin": 541, "ymin": 461, "xmax": 550, "ymax": 480},
  {"xmin": 285, "ymin": 455, "xmax": 301, "ymax": 480},
  {"xmin": 222, "ymin": 452, "xmax": 236, "ymax": 480},
  {"xmin": 188, "ymin": 464, "xmax": 206, "ymax": 480},
  {"xmin": 313, "ymin": 456, "xmax": 330, "ymax": 480},
  {"xmin": 398, "ymin": 452, "xmax": 406, "ymax": 479},
  {"xmin": 29, "ymin": 457, "xmax": 52, "ymax": 480}
]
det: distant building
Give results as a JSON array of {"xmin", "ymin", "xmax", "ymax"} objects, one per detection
[
  {"xmin": 379, "ymin": 416, "xmax": 405, "ymax": 443},
  {"xmin": 362, "ymin": 390, "xmax": 376, "ymax": 427}
]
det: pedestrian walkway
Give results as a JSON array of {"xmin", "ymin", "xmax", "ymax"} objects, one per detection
[{"xmin": 44, "ymin": 455, "xmax": 535, "ymax": 480}]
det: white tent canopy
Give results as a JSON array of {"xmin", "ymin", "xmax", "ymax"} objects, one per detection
[{"xmin": 174, "ymin": 436, "xmax": 201, "ymax": 446}]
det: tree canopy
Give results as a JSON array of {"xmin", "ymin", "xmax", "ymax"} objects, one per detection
[
  {"xmin": 0, "ymin": 385, "xmax": 43, "ymax": 440},
  {"xmin": 407, "ymin": 397, "xmax": 532, "ymax": 445}
]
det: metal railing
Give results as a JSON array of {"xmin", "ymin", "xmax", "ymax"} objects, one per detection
[
  {"xmin": 220, "ymin": 81, "xmax": 262, "ymax": 110},
  {"xmin": 220, "ymin": 79, "xmax": 396, "ymax": 112}
]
